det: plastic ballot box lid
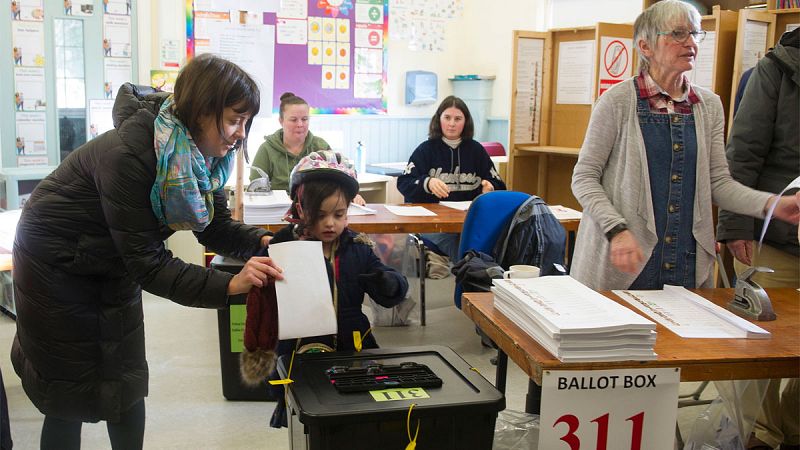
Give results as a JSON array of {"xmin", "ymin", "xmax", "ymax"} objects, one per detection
[{"xmin": 278, "ymin": 345, "xmax": 505, "ymax": 425}]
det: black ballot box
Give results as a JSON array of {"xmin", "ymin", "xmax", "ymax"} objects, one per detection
[
  {"xmin": 278, "ymin": 345, "xmax": 505, "ymax": 450},
  {"xmin": 211, "ymin": 255, "xmax": 274, "ymax": 401}
]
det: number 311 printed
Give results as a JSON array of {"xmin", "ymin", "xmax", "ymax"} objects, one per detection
[{"xmin": 554, "ymin": 412, "xmax": 645, "ymax": 450}]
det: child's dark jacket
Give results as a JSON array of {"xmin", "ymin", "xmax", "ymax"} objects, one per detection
[{"xmin": 270, "ymin": 225, "xmax": 408, "ymax": 350}]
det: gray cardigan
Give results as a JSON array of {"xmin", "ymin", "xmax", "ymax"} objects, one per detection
[{"xmin": 570, "ymin": 78, "xmax": 772, "ymax": 291}]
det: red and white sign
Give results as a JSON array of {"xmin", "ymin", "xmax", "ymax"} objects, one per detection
[
  {"xmin": 598, "ymin": 37, "xmax": 632, "ymax": 96},
  {"xmin": 539, "ymin": 368, "xmax": 680, "ymax": 450}
]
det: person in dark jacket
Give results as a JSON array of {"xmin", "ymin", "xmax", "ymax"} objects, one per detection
[
  {"xmin": 266, "ymin": 151, "xmax": 409, "ymax": 427},
  {"xmin": 716, "ymin": 29, "xmax": 799, "ymax": 450},
  {"xmin": 397, "ymin": 95, "xmax": 506, "ymax": 262},
  {"xmin": 11, "ymin": 54, "xmax": 283, "ymax": 450}
]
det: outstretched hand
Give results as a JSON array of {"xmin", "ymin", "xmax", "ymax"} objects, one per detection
[
  {"xmin": 227, "ymin": 256, "xmax": 283, "ymax": 295},
  {"xmin": 769, "ymin": 192, "xmax": 800, "ymax": 225},
  {"xmin": 610, "ymin": 230, "xmax": 645, "ymax": 274}
]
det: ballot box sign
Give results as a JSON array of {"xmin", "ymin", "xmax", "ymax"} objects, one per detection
[{"xmin": 539, "ymin": 368, "xmax": 680, "ymax": 450}]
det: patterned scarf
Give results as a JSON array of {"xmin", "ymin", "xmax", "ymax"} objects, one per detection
[{"xmin": 150, "ymin": 96, "xmax": 235, "ymax": 231}]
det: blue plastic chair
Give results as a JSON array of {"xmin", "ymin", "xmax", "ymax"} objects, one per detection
[{"xmin": 453, "ymin": 190, "xmax": 530, "ymax": 309}]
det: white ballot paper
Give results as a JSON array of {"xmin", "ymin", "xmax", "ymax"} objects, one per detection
[
  {"xmin": 268, "ymin": 241, "xmax": 337, "ymax": 340},
  {"xmin": 347, "ymin": 203, "xmax": 377, "ymax": 216},
  {"xmin": 760, "ymin": 175, "xmax": 800, "ymax": 248},
  {"xmin": 439, "ymin": 201, "xmax": 472, "ymax": 211},
  {"xmin": 613, "ymin": 285, "xmax": 770, "ymax": 339},
  {"xmin": 384, "ymin": 205, "xmax": 437, "ymax": 216}
]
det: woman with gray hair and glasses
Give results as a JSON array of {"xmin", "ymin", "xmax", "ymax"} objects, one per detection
[{"xmin": 570, "ymin": 0, "xmax": 799, "ymax": 291}]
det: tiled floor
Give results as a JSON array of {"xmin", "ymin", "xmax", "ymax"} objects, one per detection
[{"xmin": 0, "ymin": 275, "xmax": 718, "ymax": 449}]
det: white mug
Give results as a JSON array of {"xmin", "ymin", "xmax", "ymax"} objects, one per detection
[{"xmin": 503, "ymin": 265, "xmax": 540, "ymax": 279}]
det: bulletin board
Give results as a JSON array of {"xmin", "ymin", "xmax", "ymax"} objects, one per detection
[{"xmin": 185, "ymin": 0, "xmax": 388, "ymax": 115}]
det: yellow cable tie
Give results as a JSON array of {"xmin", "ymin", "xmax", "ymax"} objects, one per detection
[
  {"xmin": 469, "ymin": 367, "xmax": 481, "ymax": 375},
  {"xmin": 405, "ymin": 403, "xmax": 420, "ymax": 450},
  {"xmin": 353, "ymin": 327, "xmax": 373, "ymax": 352},
  {"xmin": 268, "ymin": 344, "xmax": 299, "ymax": 386}
]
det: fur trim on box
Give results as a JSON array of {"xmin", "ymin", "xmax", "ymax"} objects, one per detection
[{"xmin": 239, "ymin": 348, "xmax": 277, "ymax": 386}]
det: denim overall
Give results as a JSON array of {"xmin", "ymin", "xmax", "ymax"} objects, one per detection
[{"xmin": 629, "ymin": 85, "xmax": 698, "ymax": 289}]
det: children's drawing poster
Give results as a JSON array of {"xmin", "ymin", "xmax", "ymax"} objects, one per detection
[{"xmin": 187, "ymin": 0, "xmax": 388, "ymax": 114}]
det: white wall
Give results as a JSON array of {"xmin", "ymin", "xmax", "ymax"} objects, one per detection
[
  {"xmin": 139, "ymin": 0, "xmax": 547, "ymax": 120},
  {"xmin": 546, "ymin": 0, "xmax": 642, "ymax": 29}
]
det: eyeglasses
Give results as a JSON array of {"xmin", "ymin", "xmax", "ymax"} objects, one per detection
[{"xmin": 657, "ymin": 29, "xmax": 707, "ymax": 44}]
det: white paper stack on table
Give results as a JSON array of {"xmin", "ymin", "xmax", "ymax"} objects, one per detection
[
  {"xmin": 492, "ymin": 276, "xmax": 657, "ymax": 362},
  {"xmin": 613, "ymin": 285, "xmax": 771, "ymax": 339},
  {"xmin": 242, "ymin": 190, "xmax": 293, "ymax": 225}
]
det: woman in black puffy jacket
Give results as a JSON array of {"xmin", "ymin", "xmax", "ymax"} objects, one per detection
[{"xmin": 11, "ymin": 54, "xmax": 283, "ymax": 449}]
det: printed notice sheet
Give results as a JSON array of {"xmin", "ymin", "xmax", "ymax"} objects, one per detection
[
  {"xmin": 688, "ymin": 31, "xmax": 715, "ymax": 90},
  {"xmin": 556, "ymin": 40, "xmax": 595, "ymax": 105},
  {"xmin": 269, "ymin": 241, "xmax": 337, "ymax": 340},
  {"xmin": 742, "ymin": 20, "xmax": 768, "ymax": 73},
  {"xmin": 614, "ymin": 285, "xmax": 770, "ymax": 339},
  {"xmin": 514, "ymin": 37, "xmax": 544, "ymax": 143}
]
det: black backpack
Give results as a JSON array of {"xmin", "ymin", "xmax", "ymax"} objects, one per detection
[{"xmin": 492, "ymin": 196, "xmax": 567, "ymax": 276}]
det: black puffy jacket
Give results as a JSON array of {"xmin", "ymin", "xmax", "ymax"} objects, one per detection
[{"xmin": 11, "ymin": 83, "xmax": 268, "ymax": 422}]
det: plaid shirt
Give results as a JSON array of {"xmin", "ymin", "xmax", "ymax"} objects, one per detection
[{"xmin": 636, "ymin": 70, "xmax": 701, "ymax": 114}]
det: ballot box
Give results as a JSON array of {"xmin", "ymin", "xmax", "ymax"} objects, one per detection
[{"xmin": 278, "ymin": 345, "xmax": 504, "ymax": 450}]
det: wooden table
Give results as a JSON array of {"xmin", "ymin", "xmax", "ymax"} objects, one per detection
[
  {"xmin": 462, "ymin": 288, "xmax": 800, "ymax": 412},
  {"xmin": 257, "ymin": 203, "xmax": 581, "ymax": 235}
]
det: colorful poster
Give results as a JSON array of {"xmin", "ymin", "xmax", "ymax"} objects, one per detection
[
  {"xmin": 103, "ymin": 14, "xmax": 132, "ymax": 57},
  {"xmin": 12, "ymin": 0, "xmax": 44, "ymax": 21},
  {"xmin": 150, "ymin": 69, "xmax": 179, "ymax": 93},
  {"xmin": 103, "ymin": 0, "xmax": 131, "ymax": 15},
  {"xmin": 189, "ymin": 0, "xmax": 387, "ymax": 114},
  {"xmin": 160, "ymin": 39, "xmax": 181, "ymax": 67},
  {"xmin": 15, "ymin": 112, "xmax": 46, "ymax": 156},
  {"xmin": 88, "ymin": 99, "xmax": 114, "ymax": 139},
  {"xmin": 71, "ymin": 1, "xmax": 95, "ymax": 16},
  {"xmin": 103, "ymin": 57, "xmax": 132, "ymax": 99},
  {"xmin": 13, "ymin": 66, "xmax": 46, "ymax": 111},
  {"xmin": 12, "ymin": 21, "xmax": 45, "ymax": 67}
]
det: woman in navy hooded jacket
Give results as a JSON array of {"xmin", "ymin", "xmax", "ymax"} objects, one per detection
[{"xmin": 398, "ymin": 95, "xmax": 506, "ymax": 261}]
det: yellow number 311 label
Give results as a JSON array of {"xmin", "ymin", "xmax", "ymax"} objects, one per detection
[{"xmin": 369, "ymin": 387, "xmax": 430, "ymax": 402}]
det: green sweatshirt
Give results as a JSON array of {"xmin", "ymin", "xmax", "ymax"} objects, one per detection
[{"xmin": 249, "ymin": 129, "xmax": 331, "ymax": 191}]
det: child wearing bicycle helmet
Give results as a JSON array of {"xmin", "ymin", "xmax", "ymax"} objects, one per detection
[{"xmin": 267, "ymin": 150, "xmax": 409, "ymax": 428}]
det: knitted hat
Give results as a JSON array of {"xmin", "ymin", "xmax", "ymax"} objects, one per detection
[{"xmin": 239, "ymin": 281, "xmax": 279, "ymax": 386}]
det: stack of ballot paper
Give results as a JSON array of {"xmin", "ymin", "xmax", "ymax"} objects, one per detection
[
  {"xmin": 613, "ymin": 285, "xmax": 771, "ymax": 339},
  {"xmin": 492, "ymin": 276, "xmax": 657, "ymax": 362},
  {"xmin": 242, "ymin": 190, "xmax": 292, "ymax": 224}
]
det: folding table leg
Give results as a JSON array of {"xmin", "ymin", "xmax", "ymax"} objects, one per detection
[
  {"xmin": 418, "ymin": 240, "xmax": 427, "ymax": 326},
  {"xmin": 525, "ymin": 379, "xmax": 542, "ymax": 414},
  {"xmin": 495, "ymin": 349, "xmax": 508, "ymax": 394}
]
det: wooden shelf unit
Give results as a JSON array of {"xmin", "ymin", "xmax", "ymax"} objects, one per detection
[
  {"xmin": 643, "ymin": 0, "xmax": 765, "ymax": 11},
  {"xmin": 727, "ymin": 8, "xmax": 798, "ymax": 128},
  {"xmin": 507, "ymin": 24, "xmax": 634, "ymax": 210}
]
